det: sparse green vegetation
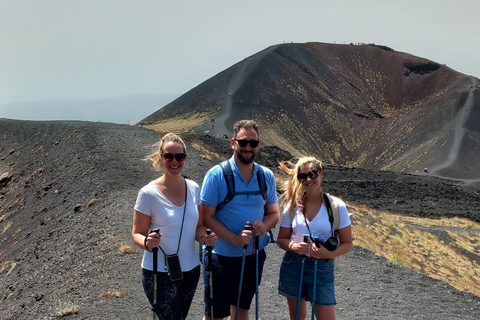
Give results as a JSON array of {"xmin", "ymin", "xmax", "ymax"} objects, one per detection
[
  {"xmin": 100, "ymin": 290, "xmax": 127, "ymax": 298},
  {"xmin": 144, "ymin": 112, "xmax": 214, "ymax": 134},
  {"xmin": 55, "ymin": 301, "xmax": 79, "ymax": 317},
  {"xmin": 120, "ymin": 244, "xmax": 134, "ymax": 254},
  {"xmin": 2, "ymin": 222, "xmax": 12, "ymax": 235},
  {"xmin": 12, "ymin": 227, "xmax": 24, "ymax": 240},
  {"xmin": 0, "ymin": 261, "xmax": 17, "ymax": 276},
  {"xmin": 0, "ymin": 292, "xmax": 13, "ymax": 303},
  {"xmin": 86, "ymin": 198, "xmax": 97, "ymax": 209},
  {"xmin": 390, "ymin": 253, "xmax": 404, "ymax": 265}
]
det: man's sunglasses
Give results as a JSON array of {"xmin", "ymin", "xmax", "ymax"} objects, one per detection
[
  {"xmin": 297, "ymin": 170, "xmax": 319, "ymax": 182},
  {"xmin": 162, "ymin": 153, "xmax": 186, "ymax": 163},
  {"xmin": 234, "ymin": 139, "xmax": 259, "ymax": 148}
]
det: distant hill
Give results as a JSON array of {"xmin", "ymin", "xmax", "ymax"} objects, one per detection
[
  {"xmin": 0, "ymin": 93, "xmax": 179, "ymax": 124},
  {"xmin": 138, "ymin": 42, "xmax": 480, "ymax": 182}
]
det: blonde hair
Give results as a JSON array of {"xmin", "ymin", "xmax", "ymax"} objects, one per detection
[
  {"xmin": 278, "ymin": 156, "xmax": 325, "ymax": 216},
  {"xmin": 144, "ymin": 133, "xmax": 187, "ymax": 170}
]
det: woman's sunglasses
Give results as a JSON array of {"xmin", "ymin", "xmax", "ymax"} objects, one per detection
[
  {"xmin": 162, "ymin": 153, "xmax": 186, "ymax": 163},
  {"xmin": 297, "ymin": 170, "xmax": 319, "ymax": 182},
  {"xmin": 234, "ymin": 139, "xmax": 259, "ymax": 148}
]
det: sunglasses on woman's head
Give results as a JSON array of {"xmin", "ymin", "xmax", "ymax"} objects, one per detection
[
  {"xmin": 234, "ymin": 139, "xmax": 259, "ymax": 148},
  {"xmin": 297, "ymin": 170, "xmax": 319, "ymax": 182},
  {"xmin": 162, "ymin": 153, "xmax": 186, "ymax": 162}
]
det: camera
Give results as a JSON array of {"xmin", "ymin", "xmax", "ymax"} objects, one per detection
[{"xmin": 320, "ymin": 236, "xmax": 338, "ymax": 251}]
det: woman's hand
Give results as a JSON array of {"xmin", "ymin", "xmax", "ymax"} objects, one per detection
[
  {"xmin": 290, "ymin": 241, "xmax": 310, "ymax": 255},
  {"xmin": 310, "ymin": 243, "xmax": 333, "ymax": 259},
  {"xmin": 145, "ymin": 230, "xmax": 161, "ymax": 250}
]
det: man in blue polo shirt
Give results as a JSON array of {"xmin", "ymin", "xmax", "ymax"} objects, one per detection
[{"xmin": 201, "ymin": 119, "xmax": 280, "ymax": 320}]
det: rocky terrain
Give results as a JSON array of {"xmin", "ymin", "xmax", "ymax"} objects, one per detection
[{"xmin": 1, "ymin": 119, "xmax": 479, "ymax": 319}]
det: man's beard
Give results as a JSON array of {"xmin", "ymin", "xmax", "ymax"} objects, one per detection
[{"xmin": 236, "ymin": 150, "xmax": 256, "ymax": 164}]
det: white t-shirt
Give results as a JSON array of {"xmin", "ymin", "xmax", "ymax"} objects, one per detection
[
  {"xmin": 280, "ymin": 193, "xmax": 351, "ymax": 244},
  {"xmin": 134, "ymin": 179, "xmax": 201, "ymax": 272}
]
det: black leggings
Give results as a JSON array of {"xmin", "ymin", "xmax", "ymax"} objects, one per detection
[{"xmin": 142, "ymin": 265, "xmax": 200, "ymax": 320}]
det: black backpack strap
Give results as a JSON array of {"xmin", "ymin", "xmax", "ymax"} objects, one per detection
[
  {"xmin": 256, "ymin": 165, "xmax": 267, "ymax": 201},
  {"xmin": 216, "ymin": 161, "xmax": 235, "ymax": 211},
  {"xmin": 257, "ymin": 165, "xmax": 276, "ymax": 243},
  {"xmin": 323, "ymin": 192, "xmax": 335, "ymax": 237}
]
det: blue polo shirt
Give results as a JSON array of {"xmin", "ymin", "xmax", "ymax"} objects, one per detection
[{"xmin": 201, "ymin": 157, "xmax": 278, "ymax": 257}]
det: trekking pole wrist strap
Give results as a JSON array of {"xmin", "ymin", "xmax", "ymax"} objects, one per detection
[{"xmin": 144, "ymin": 236, "xmax": 150, "ymax": 251}]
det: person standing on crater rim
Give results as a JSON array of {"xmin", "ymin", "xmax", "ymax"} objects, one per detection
[
  {"xmin": 131, "ymin": 132, "xmax": 216, "ymax": 319},
  {"xmin": 201, "ymin": 119, "xmax": 280, "ymax": 320}
]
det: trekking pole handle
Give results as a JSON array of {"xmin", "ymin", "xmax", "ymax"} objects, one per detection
[
  {"xmin": 244, "ymin": 225, "xmax": 252, "ymax": 249},
  {"xmin": 302, "ymin": 234, "xmax": 309, "ymax": 257},
  {"xmin": 150, "ymin": 229, "xmax": 160, "ymax": 251},
  {"xmin": 313, "ymin": 236, "xmax": 320, "ymax": 248},
  {"xmin": 206, "ymin": 229, "xmax": 213, "ymax": 250}
]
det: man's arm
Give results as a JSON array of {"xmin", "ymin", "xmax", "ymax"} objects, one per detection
[{"xmin": 201, "ymin": 204, "xmax": 252, "ymax": 247}]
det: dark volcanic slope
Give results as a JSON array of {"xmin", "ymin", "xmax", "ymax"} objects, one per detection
[
  {"xmin": 139, "ymin": 42, "xmax": 480, "ymax": 182},
  {"xmin": 1, "ymin": 119, "xmax": 479, "ymax": 319}
]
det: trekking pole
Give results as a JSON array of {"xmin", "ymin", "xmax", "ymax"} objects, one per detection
[
  {"xmin": 312, "ymin": 236, "xmax": 320, "ymax": 320},
  {"xmin": 151, "ymin": 229, "xmax": 160, "ymax": 320},
  {"xmin": 236, "ymin": 224, "xmax": 252, "ymax": 320},
  {"xmin": 255, "ymin": 234, "xmax": 259, "ymax": 320},
  {"xmin": 206, "ymin": 229, "xmax": 214, "ymax": 319},
  {"xmin": 199, "ymin": 241, "xmax": 204, "ymax": 264},
  {"xmin": 295, "ymin": 234, "xmax": 309, "ymax": 320}
]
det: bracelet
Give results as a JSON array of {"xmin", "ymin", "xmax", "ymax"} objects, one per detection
[{"xmin": 144, "ymin": 236, "xmax": 150, "ymax": 251}]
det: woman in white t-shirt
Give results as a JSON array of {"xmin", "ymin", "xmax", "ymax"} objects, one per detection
[
  {"xmin": 276, "ymin": 157, "xmax": 353, "ymax": 320},
  {"xmin": 132, "ymin": 133, "xmax": 216, "ymax": 319}
]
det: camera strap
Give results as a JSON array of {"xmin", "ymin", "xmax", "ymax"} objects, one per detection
[{"xmin": 158, "ymin": 179, "xmax": 188, "ymax": 271}]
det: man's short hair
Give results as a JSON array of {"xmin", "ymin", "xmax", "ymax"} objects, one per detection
[{"xmin": 233, "ymin": 119, "xmax": 259, "ymax": 138}]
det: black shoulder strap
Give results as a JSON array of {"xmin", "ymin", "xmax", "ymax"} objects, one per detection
[
  {"xmin": 216, "ymin": 161, "xmax": 235, "ymax": 211},
  {"xmin": 323, "ymin": 193, "xmax": 335, "ymax": 237},
  {"xmin": 256, "ymin": 165, "xmax": 267, "ymax": 200}
]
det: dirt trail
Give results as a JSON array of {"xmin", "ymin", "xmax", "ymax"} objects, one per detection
[
  {"xmin": 429, "ymin": 78, "xmax": 480, "ymax": 185},
  {"xmin": 213, "ymin": 46, "xmax": 277, "ymax": 136}
]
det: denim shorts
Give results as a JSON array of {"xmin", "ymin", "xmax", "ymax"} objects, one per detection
[{"xmin": 278, "ymin": 251, "xmax": 336, "ymax": 306}]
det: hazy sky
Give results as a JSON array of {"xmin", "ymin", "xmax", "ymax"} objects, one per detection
[{"xmin": 1, "ymin": 0, "xmax": 479, "ymax": 120}]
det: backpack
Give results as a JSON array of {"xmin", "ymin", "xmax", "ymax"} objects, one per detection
[
  {"xmin": 216, "ymin": 161, "xmax": 267, "ymax": 211},
  {"xmin": 217, "ymin": 160, "xmax": 275, "ymax": 243},
  {"xmin": 322, "ymin": 193, "xmax": 341, "ymax": 236},
  {"xmin": 323, "ymin": 193, "xmax": 343, "ymax": 269}
]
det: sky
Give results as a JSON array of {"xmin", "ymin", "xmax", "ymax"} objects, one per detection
[{"xmin": 1, "ymin": 0, "xmax": 479, "ymax": 123}]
